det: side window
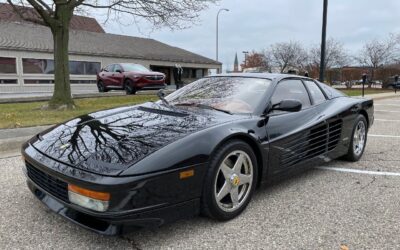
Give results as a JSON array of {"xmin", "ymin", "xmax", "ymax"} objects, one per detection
[
  {"xmin": 104, "ymin": 64, "xmax": 113, "ymax": 72},
  {"xmin": 304, "ymin": 80, "xmax": 326, "ymax": 105},
  {"xmin": 271, "ymin": 79, "xmax": 311, "ymax": 110},
  {"xmin": 114, "ymin": 64, "xmax": 123, "ymax": 72}
]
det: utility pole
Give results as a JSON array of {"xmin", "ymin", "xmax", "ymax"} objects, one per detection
[
  {"xmin": 319, "ymin": 0, "xmax": 328, "ymax": 82},
  {"xmin": 242, "ymin": 51, "xmax": 249, "ymax": 69},
  {"xmin": 216, "ymin": 8, "xmax": 229, "ymax": 73}
]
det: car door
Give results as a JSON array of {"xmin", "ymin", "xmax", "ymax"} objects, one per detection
[
  {"xmin": 112, "ymin": 64, "xmax": 124, "ymax": 87},
  {"xmin": 265, "ymin": 78, "xmax": 324, "ymax": 176},
  {"xmin": 100, "ymin": 64, "xmax": 114, "ymax": 87},
  {"xmin": 303, "ymin": 79, "xmax": 344, "ymax": 155}
]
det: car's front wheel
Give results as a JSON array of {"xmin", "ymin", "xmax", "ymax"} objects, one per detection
[
  {"xmin": 124, "ymin": 80, "xmax": 136, "ymax": 95},
  {"xmin": 345, "ymin": 115, "xmax": 368, "ymax": 161},
  {"xmin": 97, "ymin": 81, "xmax": 107, "ymax": 93},
  {"xmin": 202, "ymin": 140, "xmax": 258, "ymax": 221}
]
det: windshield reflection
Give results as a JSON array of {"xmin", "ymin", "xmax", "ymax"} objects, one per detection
[{"xmin": 166, "ymin": 77, "xmax": 271, "ymax": 114}]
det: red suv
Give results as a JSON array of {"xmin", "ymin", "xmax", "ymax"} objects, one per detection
[{"xmin": 97, "ymin": 63, "xmax": 166, "ymax": 94}]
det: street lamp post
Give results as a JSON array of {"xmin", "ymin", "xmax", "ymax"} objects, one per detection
[
  {"xmin": 242, "ymin": 51, "xmax": 249, "ymax": 68},
  {"xmin": 319, "ymin": 0, "xmax": 328, "ymax": 82},
  {"xmin": 216, "ymin": 8, "xmax": 229, "ymax": 73},
  {"xmin": 362, "ymin": 73, "xmax": 367, "ymax": 97}
]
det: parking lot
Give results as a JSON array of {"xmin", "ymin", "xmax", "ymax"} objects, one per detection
[{"xmin": 1, "ymin": 96, "xmax": 399, "ymax": 249}]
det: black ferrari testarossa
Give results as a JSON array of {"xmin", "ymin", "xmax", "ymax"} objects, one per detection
[{"xmin": 22, "ymin": 73, "xmax": 373, "ymax": 235}]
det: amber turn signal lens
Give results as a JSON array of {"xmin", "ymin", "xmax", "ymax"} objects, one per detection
[
  {"xmin": 179, "ymin": 169, "xmax": 194, "ymax": 179},
  {"xmin": 68, "ymin": 184, "xmax": 110, "ymax": 201}
]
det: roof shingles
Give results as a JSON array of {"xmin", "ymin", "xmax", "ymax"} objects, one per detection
[{"xmin": 0, "ymin": 21, "xmax": 220, "ymax": 66}]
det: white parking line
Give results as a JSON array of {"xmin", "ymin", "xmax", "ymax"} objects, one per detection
[
  {"xmin": 374, "ymin": 110, "xmax": 400, "ymax": 113},
  {"xmin": 369, "ymin": 134, "xmax": 400, "ymax": 138},
  {"xmin": 374, "ymin": 119, "xmax": 400, "ymax": 122},
  {"xmin": 316, "ymin": 166, "xmax": 400, "ymax": 176},
  {"xmin": 375, "ymin": 104, "xmax": 400, "ymax": 107}
]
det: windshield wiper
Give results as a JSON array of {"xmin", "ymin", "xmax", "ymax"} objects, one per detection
[
  {"xmin": 174, "ymin": 102, "xmax": 233, "ymax": 115},
  {"xmin": 157, "ymin": 89, "xmax": 176, "ymax": 110}
]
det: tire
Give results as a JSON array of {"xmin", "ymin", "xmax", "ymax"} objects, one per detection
[
  {"xmin": 124, "ymin": 80, "xmax": 136, "ymax": 95},
  {"xmin": 345, "ymin": 115, "xmax": 368, "ymax": 162},
  {"xmin": 201, "ymin": 140, "xmax": 258, "ymax": 221},
  {"xmin": 97, "ymin": 81, "xmax": 107, "ymax": 93}
]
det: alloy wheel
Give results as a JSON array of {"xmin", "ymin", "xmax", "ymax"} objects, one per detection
[
  {"xmin": 214, "ymin": 150, "xmax": 253, "ymax": 212},
  {"xmin": 353, "ymin": 120, "xmax": 366, "ymax": 156}
]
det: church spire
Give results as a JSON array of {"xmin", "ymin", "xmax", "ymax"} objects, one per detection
[{"xmin": 234, "ymin": 52, "xmax": 239, "ymax": 72}]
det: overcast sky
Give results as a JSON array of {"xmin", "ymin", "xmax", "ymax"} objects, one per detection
[{"xmin": 102, "ymin": 0, "xmax": 400, "ymax": 71}]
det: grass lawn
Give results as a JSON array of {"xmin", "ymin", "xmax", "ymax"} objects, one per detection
[
  {"xmin": 0, "ymin": 95, "xmax": 157, "ymax": 129},
  {"xmin": 337, "ymin": 88, "xmax": 393, "ymax": 96}
]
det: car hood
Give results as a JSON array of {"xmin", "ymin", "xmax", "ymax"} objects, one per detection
[{"xmin": 31, "ymin": 102, "xmax": 242, "ymax": 176}]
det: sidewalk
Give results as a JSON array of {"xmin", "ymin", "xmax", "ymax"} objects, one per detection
[
  {"xmin": 0, "ymin": 125, "xmax": 51, "ymax": 157},
  {"xmin": 360, "ymin": 91, "xmax": 399, "ymax": 100},
  {"xmin": 0, "ymin": 92, "xmax": 398, "ymax": 157}
]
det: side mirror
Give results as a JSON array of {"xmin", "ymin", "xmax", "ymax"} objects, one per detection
[
  {"xmin": 157, "ymin": 89, "xmax": 166, "ymax": 98},
  {"xmin": 270, "ymin": 99, "xmax": 302, "ymax": 113},
  {"xmin": 116, "ymin": 69, "xmax": 123, "ymax": 74}
]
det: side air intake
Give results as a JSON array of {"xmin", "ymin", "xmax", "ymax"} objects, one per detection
[{"xmin": 280, "ymin": 119, "xmax": 343, "ymax": 168}]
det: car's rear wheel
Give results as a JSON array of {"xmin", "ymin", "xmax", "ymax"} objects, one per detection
[
  {"xmin": 202, "ymin": 140, "xmax": 257, "ymax": 221},
  {"xmin": 124, "ymin": 80, "xmax": 136, "ymax": 95},
  {"xmin": 345, "ymin": 115, "xmax": 368, "ymax": 161},
  {"xmin": 97, "ymin": 81, "xmax": 107, "ymax": 93}
]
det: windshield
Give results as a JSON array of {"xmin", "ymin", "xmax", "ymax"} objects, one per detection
[
  {"xmin": 121, "ymin": 63, "xmax": 150, "ymax": 72},
  {"xmin": 166, "ymin": 77, "xmax": 271, "ymax": 114}
]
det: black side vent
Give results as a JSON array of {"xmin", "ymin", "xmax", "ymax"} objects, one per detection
[
  {"xmin": 328, "ymin": 119, "xmax": 342, "ymax": 151},
  {"xmin": 280, "ymin": 119, "xmax": 343, "ymax": 168},
  {"xmin": 138, "ymin": 106, "xmax": 188, "ymax": 117}
]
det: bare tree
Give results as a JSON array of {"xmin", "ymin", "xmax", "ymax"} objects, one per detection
[
  {"xmin": 309, "ymin": 38, "xmax": 349, "ymax": 73},
  {"xmin": 356, "ymin": 35, "xmax": 397, "ymax": 87},
  {"xmin": 266, "ymin": 41, "xmax": 308, "ymax": 73},
  {"xmin": 4, "ymin": 0, "xmax": 216, "ymax": 109},
  {"xmin": 240, "ymin": 51, "xmax": 270, "ymax": 71}
]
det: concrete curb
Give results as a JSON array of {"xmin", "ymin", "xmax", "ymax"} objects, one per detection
[
  {"xmin": 0, "ymin": 136, "xmax": 30, "ymax": 155},
  {"xmin": 366, "ymin": 94, "xmax": 399, "ymax": 100},
  {"xmin": 0, "ymin": 92, "xmax": 125, "ymax": 104},
  {"xmin": 0, "ymin": 90, "xmax": 174, "ymax": 104}
]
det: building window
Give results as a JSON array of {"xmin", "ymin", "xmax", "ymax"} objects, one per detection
[
  {"xmin": 195, "ymin": 69, "xmax": 203, "ymax": 78},
  {"xmin": 84, "ymin": 62, "xmax": 101, "ymax": 75},
  {"xmin": 0, "ymin": 79, "xmax": 17, "ymax": 84},
  {"xmin": 23, "ymin": 58, "xmax": 54, "ymax": 74},
  {"xmin": 70, "ymin": 80, "xmax": 97, "ymax": 84},
  {"xmin": 69, "ymin": 61, "xmax": 85, "ymax": 75},
  {"xmin": 24, "ymin": 79, "xmax": 54, "ymax": 84},
  {"xmin": 23, "ymin": 58, "xmax": 100, "ymax": 75},
  {"xmin": 0, "ymin": 57, "xmax": 17, "ymax": 74},
  {"xmin": 182, "ymin": 68, "xmax": 192, "ymax": 78},
  {"xmin": 24, "ymin": 79, "xmax": 96, "ymax": 84},
  {"xmin": 69, "ymin": 61, "xmax": 101, "ymax": 75}
]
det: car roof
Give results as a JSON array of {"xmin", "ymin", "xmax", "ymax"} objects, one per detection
[{"xmin": 208, "ymin": 73, "xmax": 311, "ymax": 81}]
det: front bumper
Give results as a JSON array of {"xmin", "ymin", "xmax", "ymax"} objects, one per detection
[
  {"xmin": 26, "ymin": 177, "xmax": 200, "ymax": 235},
  {"xmin": 21, "ymin": 141, "xmax": 207, "ymax": 235}
]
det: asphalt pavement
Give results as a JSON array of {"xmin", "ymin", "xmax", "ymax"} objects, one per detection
[{"xmin": 1, "ymin": 96, "xmax": 400, "ymax": 249}]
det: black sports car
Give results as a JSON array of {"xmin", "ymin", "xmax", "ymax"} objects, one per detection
[{"xmin": 22, "ymin": 73, "xmax": 374, "ymax": 235}]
